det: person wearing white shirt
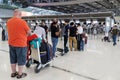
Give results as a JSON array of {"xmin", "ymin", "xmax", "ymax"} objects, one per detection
[
  {"xmin": 77, "ymin": 24, "xmax": 83, "ymax": 34},
  {"xmin": 77, "ymin": 23, "xmax": 84, "ymax": 51},
  {"xmin": 34, "ymin": 23, "xmax": 46, "ymax": 41}
]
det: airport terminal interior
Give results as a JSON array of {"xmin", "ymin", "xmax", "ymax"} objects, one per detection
[{"xmin": 1, "ymin": 0, "xmax": 120, "ymax": 80}]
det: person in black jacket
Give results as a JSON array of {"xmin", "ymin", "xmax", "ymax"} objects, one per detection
[
  {"xmin": 69, "ymin": 22, "xmax": 77, "ymax": 51},
  {"xmin": 40, "ymin": 20, "xmax": 48, "ymax": 40},
  {"xmin": 63, "ymin": 20, "xmax": 70, "ymax": 52},
  {"xmin": 51, "ymin": 19, "xmax": 60, "ymax": 57}
]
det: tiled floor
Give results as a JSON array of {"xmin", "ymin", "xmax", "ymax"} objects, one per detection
[{"xmin": 0, "ymin": 27, "xmax": 120, "ymax": 80}]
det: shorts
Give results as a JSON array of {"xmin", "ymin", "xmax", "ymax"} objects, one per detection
[{"xmin": 9, "ymin": 45, "xmax": 27, "ymax": 66}]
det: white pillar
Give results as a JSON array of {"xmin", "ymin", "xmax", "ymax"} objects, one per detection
[{"xmin": 105, "ymin": 17, "xmax": 111, "ymax": 33}]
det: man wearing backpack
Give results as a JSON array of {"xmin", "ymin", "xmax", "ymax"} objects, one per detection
[{"xmin": 112, "ymin": 24, "xmax": 118, "ymax": 46}]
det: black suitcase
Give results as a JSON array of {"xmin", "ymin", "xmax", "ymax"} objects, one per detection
[
  {"xmin": 46, "ymin": 43, "xmax": 53, "ymax": 60},
  {"xmin": 40, "ymin": 53, "xmax": 48, "ymax": 64},
  {"xmin": 39, "ymin": 42, "xmax": 48, "ymax": 64},
  {"xmin": 57, "ymin": 46, "xmax": 69, "ymax": 56},
  {"xmin": 57, "ymin": 48, "xmax": 64, "ymax": 52},
  {"xmin": 57, "ymin": 48, "xmax": 64, "ymax": 56},
  {"xmin": 40, "ymin": 42, "xmax": 47, "ymax": 52},
  {"xmin": 33, "ymin": 53, "xmax": 48, "ymax": 64}
]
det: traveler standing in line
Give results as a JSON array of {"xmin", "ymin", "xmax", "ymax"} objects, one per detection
[
  {"xmin": 69, "ymin": 22, "xmax": 77, "ymax": 51},
  {"xmin": 93, "ymin": 28, "xmax": 97, "ymax": 38},
  {"xmin": 63, "ymin": 20, "xmax": 70, "ymax": 52},
  {"xmin": 51, "ymin": 19, "xmax": 60, "ymax": 57},
  {"xmin": 40, "ymin": 20, "xmax": 48, "ymax": 40},
  {"xmin": 7, "ymin": 9, "xmax": 31, "ymax": 79},
  {"xmin": 77, "ymin": 23, "xmax": 84, "ymax": 51},
  {"xmin": 1, "ymin": 26, "xmax": 6, "ymax": 41},
  {"xmin": 34, "ymin": 23, "xmax": 46, "ymax": 41},
  {"xmin": 111, "ymin": 25, "xmax": 118, "ymax": 46}
]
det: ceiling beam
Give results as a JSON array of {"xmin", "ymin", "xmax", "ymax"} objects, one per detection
[
  {"xmin": 84, "ymin": 3, "xmax": 100, "ymax": 10},
  {"xmin": 95, "ymin": 1, "xmax": 109, "ymax": 9},
  {"xmin": 79, "ymin": 4, "xmax": 94, "ymax": 11},
  {"xmin": 32, "ymin": 0, "xmax": 102, "ymax": 6},
  {"xmin": 103, "ymin": 0, "xmax": 114, "ymax": 9},
  {"xmin": 1, "ymin": 11, "xmax": 113, "ymax": 20}
]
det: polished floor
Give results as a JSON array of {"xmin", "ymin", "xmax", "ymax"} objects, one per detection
[{"xmin": 0, "ymin": 28, "xmax": 120, "ymax": 80}]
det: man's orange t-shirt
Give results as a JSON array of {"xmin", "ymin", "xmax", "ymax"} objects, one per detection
[{"xmin": 7, "ymin": 17, "xmax": 30, "ymax": 47}]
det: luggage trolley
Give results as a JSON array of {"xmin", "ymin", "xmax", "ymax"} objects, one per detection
[{"xmin": 26, "ymin": 40, "xmax": 51, "ymax": 73}]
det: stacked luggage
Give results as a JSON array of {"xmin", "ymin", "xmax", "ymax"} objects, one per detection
[
  {"xmin": 39, "ymin": 41, "xmax": 53, "ymax": 64},
  {"xmin": 26, "ymin": 34, "xmax": 53, "ymax": 73}
]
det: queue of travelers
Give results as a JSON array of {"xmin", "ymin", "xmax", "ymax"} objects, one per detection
[{"xmin": 3, "ymin": 9, "xmax": 120, "ymax": 79}]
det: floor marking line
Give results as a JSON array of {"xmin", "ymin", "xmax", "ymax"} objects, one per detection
[
  {"xmin": 0, "ymin": 48, "xmax": 98, "ymax": 80},
  {"xmin": 52, "ymin": 66, "xmax": 98, "ymax": 80}
]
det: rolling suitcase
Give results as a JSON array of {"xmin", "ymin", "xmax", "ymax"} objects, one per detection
[
  {"xmin": 40, "ymin": 42, "xmax": 53, "ymax": 63},
  {"xmin": 57, "ymin": 48, "xmax": 64, "ymax": 56},
  {"xmin": 46, "ymin": 43, "xmax": 53, "ymax": 60},
  {"xmin": 57, "ymin": 46, "xmax": 69, "ymax": 56},
  {"xmin": 39, "ymin": 42, "xmax": 48, "ymax": 64}
]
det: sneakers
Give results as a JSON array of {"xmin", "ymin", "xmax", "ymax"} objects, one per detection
[{"xmin": 113, "ymin": 43, "xmax": 117, "ymax": 46}]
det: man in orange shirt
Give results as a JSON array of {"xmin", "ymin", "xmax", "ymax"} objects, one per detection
[{"xmin": 7, "ymin": 9, "xmax": 31, "ymax": 79}]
